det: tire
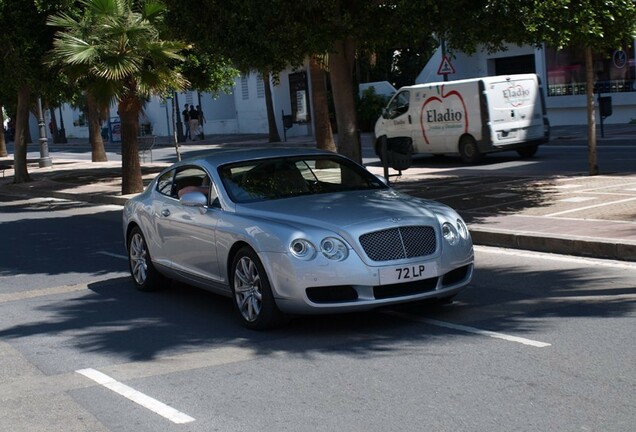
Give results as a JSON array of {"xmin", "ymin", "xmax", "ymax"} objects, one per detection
[
  {"xmin": 127, "ymin": 226, "xmax": 166, "ymax": 291},
  {"xmin": 517, "ymin": 145, "xmax": 538, "ymax": 159},
  {"xmin": 375, "ymin": 137, "xmax": 386, "ymax": 162},
  {"xmin": 230, "ymin": 247, "xmax": 284, "ymax": 330},
  {"xmin": 459, "ymin": 136, "xmax": 481, "ymax": 164}
]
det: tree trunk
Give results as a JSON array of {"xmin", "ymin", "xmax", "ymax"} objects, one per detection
[
  {"xmin": 585, "ymin": 46, "xmax": 599, "ymax": 176},
  {"xmin": 0, "ymin": 106, "xmax": 8, "ymax": 157},
  {"xmin": 329, "ymin": 37, "xmax": 361, "ymax": 163},
  {"xmin": 119, "ymin": 96, "xmax": 144, "ymax": 195},
  {"xmin": 48, "ymin": 106, "xmax": 59, "ymax": 143},
  {"xmin": 263, "ymin": 71, "xmax": 281, "ymax": 142},
  {"xmin": 13, "ymin": 87, "xmax": 31, "ymax": 183},
  {"xmin": 86, "ymin": 91, "xmax": 108, "ymax": 162},
  {"xmin": 309, "ymin": 56, "xmax": 336, "ymax": 153}
]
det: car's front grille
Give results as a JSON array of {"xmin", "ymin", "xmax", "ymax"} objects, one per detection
[{"xmin": 359, "ymin": 226, "xmax": 437, "ymax": 261}]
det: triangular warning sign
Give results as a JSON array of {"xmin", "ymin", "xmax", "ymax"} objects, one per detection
[{"xmin": 437, "ymin": 55, "xmax": 455, "ymax": 75}]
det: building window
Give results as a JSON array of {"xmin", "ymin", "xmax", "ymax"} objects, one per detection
[
  {"xmin": 256, "ymin": 74, "xmax": 265, "ymax": 99},
  {"xmin": 545, "ymin": 44, "xmax": 635, "ymax": 96},
  {"xmin": 241, "ymin": 75, "xmax": 249, "ymax": 100}
]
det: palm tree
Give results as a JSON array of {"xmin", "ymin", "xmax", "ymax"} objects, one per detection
[{"xmin": 47, "ymin": 0, "xmax": 188, "ymax": 194}]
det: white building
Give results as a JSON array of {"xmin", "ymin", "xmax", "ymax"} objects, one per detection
[
  {"xmin": 42, "ymin": 40, "xmax": 636, "ymax": 140},
  {"xmin": 48, "ymin": 66, "xmax": 313, "ymax": 141},
  {"xmin": 416, "ymin": 42, "xmax": 636, "ymax": 126}
]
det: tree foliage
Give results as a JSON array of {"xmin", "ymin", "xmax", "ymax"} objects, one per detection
[{"xmin": 48, "ymin": 0, "xmax": 189, "ymax": 194}]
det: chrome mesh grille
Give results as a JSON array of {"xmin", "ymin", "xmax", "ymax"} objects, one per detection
[{"xmin": 359, "ymin": 226, "xmax": 436, "ymax": 262}]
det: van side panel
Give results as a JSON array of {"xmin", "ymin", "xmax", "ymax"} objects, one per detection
[{"xmin": 411, "ymin": 81, "xmax": 481, "ymax": 154}]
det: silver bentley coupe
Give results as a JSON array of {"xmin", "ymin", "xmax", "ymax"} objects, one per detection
[{"xmin": 123, "ymin": 147, "xmax": 474, "ymax": 329}]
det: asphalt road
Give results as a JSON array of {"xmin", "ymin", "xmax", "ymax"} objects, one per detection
[{"xmin": 0, "ymin": 196, "xmax": 634, "ymax": 431}]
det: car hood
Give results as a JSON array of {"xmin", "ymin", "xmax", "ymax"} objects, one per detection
[{"xmin": 235, "ymin": 189, "xmax": 443, "ymax": 233}]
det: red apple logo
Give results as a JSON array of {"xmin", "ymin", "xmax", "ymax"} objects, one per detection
[
  {"xmin": 503, "ymin": 84, "xmax": 530, "ymax": 107},
  {"xmin": 420, "ymin": 86, "xmax": 468, "ymax": 145}
]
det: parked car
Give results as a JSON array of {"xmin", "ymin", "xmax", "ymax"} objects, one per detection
[{"xmin": 123, "ymin": 147, "xmax": 474, "ymax": 329}]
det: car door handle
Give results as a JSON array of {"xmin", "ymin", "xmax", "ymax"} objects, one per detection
[
  {"xmin": 408, "ymin": 114, "xmax": 412, "ymax": 124},
  {"xmin": 161, "ymin": 209, "xmax": 171, "ymax": 217}
]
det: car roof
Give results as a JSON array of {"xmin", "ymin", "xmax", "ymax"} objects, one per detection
[{"xmin": 176, "ymin": 146, "xmax": 339, "ymax": 168}]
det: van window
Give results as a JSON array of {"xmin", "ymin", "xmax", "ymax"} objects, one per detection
[{"xmin": 386, "ymin": 90, "xmax": 410, "ymax": 119}]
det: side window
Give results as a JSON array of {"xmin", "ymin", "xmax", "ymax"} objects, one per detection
[
  {"xmin": 387, "ymin": 90, "xmax": 410, "ymax": 119},
  {"xmin": 157, "ymin": 170, "xmax": 175, "ymax": 197},
  {"xmin": 174, "ymin": 166, "xmax": 213, "ymax": 205}
]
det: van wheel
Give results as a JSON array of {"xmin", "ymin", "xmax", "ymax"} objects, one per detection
[
  {"xmin": 375, "ymin": 136, "xmax": 387, "ymax": 162},
  {"xmin": 517, "ymin": 145, "xmax": 538, "ymax": 159},
  {"xmin": 459, "ymin": 136, "xmax": 481, "ymax": 164}
]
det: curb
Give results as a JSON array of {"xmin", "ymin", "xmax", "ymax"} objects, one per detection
[{"xmin": 470, "ymin": 229, "xmax": 636, "ymax": 262}]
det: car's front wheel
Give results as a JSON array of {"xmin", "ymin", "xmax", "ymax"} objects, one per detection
[
  {"xmin": 230, "ymin": 247, "xmax": 283, "ymax": 330},
  {"xmin": 128, "ymin": 226, "xmax": 166, "ymax": 291}
]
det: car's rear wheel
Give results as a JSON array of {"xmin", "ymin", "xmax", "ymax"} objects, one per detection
[
  {"xmin": 231, "ymin": 247, "xmax": 283, "ymax": 330},
  {"xmin": 128, "ymin": 226, "xmax": 165, "ymax": 291},
  {"xmin": 459, "ymin": 136, "xmax": 481, "ymax": 164}
]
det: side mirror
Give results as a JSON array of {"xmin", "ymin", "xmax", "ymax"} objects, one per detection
[
  {"xmin": 180, "ymin": 191, "xmax": 208, "ymax": 213},
  {"xmin": 375, "ymin": 174, "xmax": 389, "ymax": 186},
  {"xmin": 381, "ymin": 107, "xmax": 389, "ymax": 119}
]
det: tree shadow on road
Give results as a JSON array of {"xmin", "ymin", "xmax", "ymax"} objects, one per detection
[{"xmin": 0, "ymin": 261, "xmax": 633, "ymax": 368}]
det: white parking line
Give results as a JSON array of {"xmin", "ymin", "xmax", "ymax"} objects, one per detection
[
  {"xmin": 96, "ymin": 251, "xmax": 128, "ymax": 260},
  {"xmin": 422, "ymin": 318, "xmax": 551, "ymax": 347},
  {"xmin": 387, "ymin": 311, "xmax": 551, "ymax": 348},
  {"xmin": 545, "ymin": 196, "xmax": 636, "ymax": 217},
  {"xmin": 76, "ymin": 368, "xmax": 195, "ymax": 424}
]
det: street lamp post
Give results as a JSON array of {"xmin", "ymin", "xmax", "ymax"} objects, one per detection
[
  {"xmin": 37, "ymin": 97, "xmax": 52, "ymax": 168},
  {"xmin": 174, "ymin": 92, "xmax": 185, "ymax": 142}
]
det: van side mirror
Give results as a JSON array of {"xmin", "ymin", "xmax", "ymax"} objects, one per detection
[{"xmin": 381, "ymin": 107, "xmax": 389, "ymax": 119}]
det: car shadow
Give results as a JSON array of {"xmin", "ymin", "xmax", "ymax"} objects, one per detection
[{"xmin": 0, "ymin": 262, "xmax": 633, "ymax": 364}]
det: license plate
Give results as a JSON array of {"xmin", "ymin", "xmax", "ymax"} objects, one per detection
[{"xmin": 379, "ymin": 262, "xmax": 437, "ymax": 285}]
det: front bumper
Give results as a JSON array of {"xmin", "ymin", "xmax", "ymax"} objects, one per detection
[{"xmin": 260, "ymin": 249, "xmax": 474, "ymax": 314}]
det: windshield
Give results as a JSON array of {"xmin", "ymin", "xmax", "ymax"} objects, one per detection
[{"xmin": 219, "ymin": 155, "xmax": 387, "ymax": 203}]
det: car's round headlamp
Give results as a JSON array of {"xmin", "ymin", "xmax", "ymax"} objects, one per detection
[
  {"xmin": 442, "ymin": 222, "xmax": 459, "ymax": 245},
  {"xmin": 290, "ymin": 239, "xmax": 316, "ymax": 260},
  {"xmin": 320, "ymin": 237, "xmax": 348, "ymax": 261},
  {"xmin": 456, "ymin": 218, "xmax": 469, "ymax": 240}
]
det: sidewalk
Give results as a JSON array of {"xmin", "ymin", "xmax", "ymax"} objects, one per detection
[{"xmin": 1, "ymin": 127, "xmax": 636, "ymax": 262}]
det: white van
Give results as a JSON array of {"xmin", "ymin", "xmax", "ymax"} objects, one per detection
[{"xmin": 374, "ymin": 74, "xmax": 550, "ymax": 164}]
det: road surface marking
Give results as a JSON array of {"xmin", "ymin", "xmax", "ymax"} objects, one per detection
[
  {"xmin": 545, "ymin": 196, "xmax": 636, "ymax": 217},
  {"xmin": 0, "ymin": 283, "xmax": 89, "ymax": 304},
  {"xmin": 486, "ymin": 192, "xmax": 517, "ymax": 198},
  {"xmin": 96, "ymin": 251, "xmax": 127, "ymax": 260},
  {"xmin": 387, "ymin": 311, "xmax": 551, "ymax": 347},
  {"xmin": 558, "ymin": 196, "xmax": 596, "ymax": 203},
  {"xmin": 76, "ymin": 368, "xmax": 195, "ymax": 424}
]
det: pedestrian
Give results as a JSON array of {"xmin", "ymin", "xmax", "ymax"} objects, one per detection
[
  {"xmin": 189, "ymin": 105, "xmax": 199, "ymax": 140},
  {"xmin": 196, "ymin": 105, "xmax": 205, "ymax": 139},
  {"xmin": 182, "ymin": 103, "xmax": 190, "ymax": 140}
]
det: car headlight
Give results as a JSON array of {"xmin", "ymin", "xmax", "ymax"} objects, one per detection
[
  {"xmin": 456, "ymin": 218, "xmax": 469, "ymax": 240},
  {"xmin": 290, "ymin": 239, "xmax": 316, "ymax": 260},
  {"xmin": 442, "ymin": 222, "xmax": 459, "ymax": 246},
  {"xmin": 320, "ymin": 237, "xmax": 349, "ymax": 261}
]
